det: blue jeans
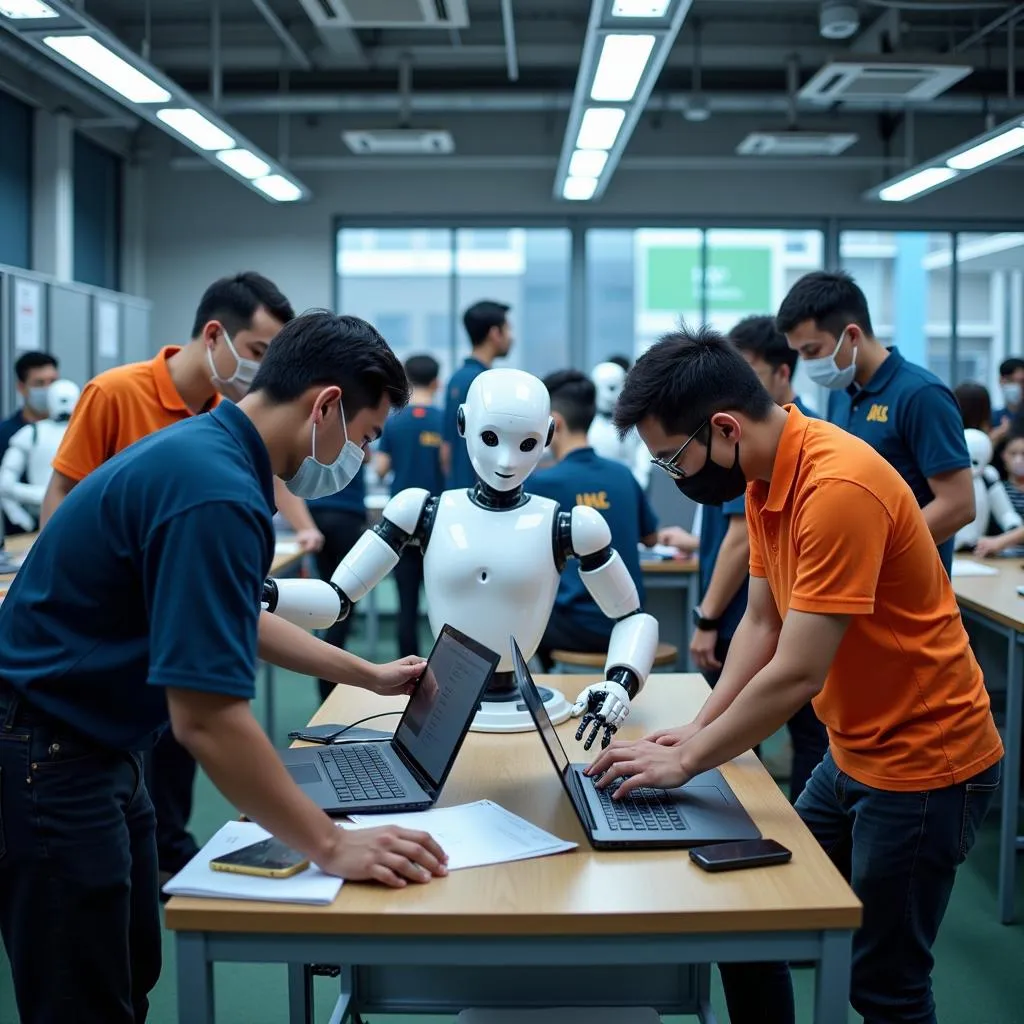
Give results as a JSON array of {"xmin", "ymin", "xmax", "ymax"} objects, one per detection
[
  {"xmin": 0, "ymin": 686, "xmax": 161, "ymax": 1024},
  {"xmin": 719, "ymin": 749, "xmax": 1001, "ymax": 1024}
]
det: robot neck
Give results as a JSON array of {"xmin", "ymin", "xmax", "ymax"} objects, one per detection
[{"xmin": 471, "ymin": 480, "xmax": 528, "ymax": 511}]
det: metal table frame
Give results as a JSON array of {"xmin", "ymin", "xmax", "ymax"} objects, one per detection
[
  {"xmin": 175, "ymin": 927, "xmax": 854, "ymax": 1024},
  {"xmin": 642, "ymin": 568, "xmax": 698, "ymax": 671}
]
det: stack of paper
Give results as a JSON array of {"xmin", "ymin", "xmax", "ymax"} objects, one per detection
[
  {"xmin": 348, "ymin": 799, "xmax": 577, "ymax": 870},
  {"xmin": 274, "ymin": 539, "xmax": 302, "ymax": 558},
  {"xmin": 951, "ymin": 559, "xmax": 1000, "ymax": 578},
  {"xmin": 162, "ymin": 821, "xmax": 344, "ymax": 905}
]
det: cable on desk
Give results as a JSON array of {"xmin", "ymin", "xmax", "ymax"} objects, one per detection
[{"xmin": 288, "ymin": 711, "xmax": 404, "ymax": 745}]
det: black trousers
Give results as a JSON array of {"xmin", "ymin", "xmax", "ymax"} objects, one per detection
[
  {"xmin": 393, "ymin": 547, "xmax": 426, "ymax": 659},
  {"xmin": 536, "ymin": 607, "xmax": 612, "ymax": 672},
  {"xmin": 147, "ymin": 730, "xmax": 199, "ymax": 874},
  {"xmin": 310, "ymin": 506, "xmax": 367, "ymax": 704}
]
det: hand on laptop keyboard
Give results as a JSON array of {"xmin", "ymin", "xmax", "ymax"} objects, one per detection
[{"xmin": 584, "ymin": 737, "xmax": 693, "ymax": 799}]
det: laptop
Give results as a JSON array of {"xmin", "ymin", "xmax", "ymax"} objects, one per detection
[
  {"xmin": 511, "ymin": 637, "xmax": 760, "ymax": 849},
  {"xmin": 280, "ymin": 625, "xmax": 499, "ymax": 815}
]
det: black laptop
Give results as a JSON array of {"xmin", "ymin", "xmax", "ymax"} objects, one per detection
[
  {"xmin": 280, "ymin": 625, "xmax": 499, "ymax": 815},
  {"xmin": 511, "ymin": 637, "xmax": 760, "ymax": 849}
]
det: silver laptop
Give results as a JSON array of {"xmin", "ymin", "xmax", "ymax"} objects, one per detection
[
  {"xmin": 511, "ymin": 637, "xmax": 760, "ymax": 849},
  {"xmin": 280, "ymin": 625, "xmax": 499, "ymax": 815}
]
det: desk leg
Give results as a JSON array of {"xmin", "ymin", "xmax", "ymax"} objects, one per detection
[
  {"xmin": 814, "ymin": 930, "xmax": 852, "ymax": 1024},
  {"xmin": 261, "ymin": 662, "xmax": 276, "ymax": 740},
  {"xmin": 287, "ymin": 963, "xmax": 314, "ymax": 1024},
  {"xmin": 1000, "ymin": 634, "xmax": 1022, "ymax": 924},
  {"xmin": 327, "ymin": 966, "xmax": 355, "ymax": 1024},
  {"xmin": 176, "ymin": 933, "xmax": 214, "ymax": 1024},
  {"xmin": 683, "ymin": 575, "xmax": 696, "ymax": 672}
]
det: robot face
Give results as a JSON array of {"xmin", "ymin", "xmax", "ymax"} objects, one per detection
[
  {"xmin": 46, "ymin": 379, "xmax": 81, "ymax": 423},
  {"xmin": 591, "ymin": 362, "xmax": 626, "ymax": 416},
  {"xmin": 964, "ymin": 428, "xmax": 992, "ymax": 477},
  {"xmin": 460, "ymin": 368, "xmax": 553, "ymax": 491}
]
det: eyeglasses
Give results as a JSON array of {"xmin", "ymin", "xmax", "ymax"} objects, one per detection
[{"xmin": 650, "ymin": 421, "xmax": 708, "ymax": 481}]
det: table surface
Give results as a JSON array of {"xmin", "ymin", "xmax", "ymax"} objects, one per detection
[
  {"xmin": 165, "ymin": 673, "xmax": 860, "ymax": 939},
  {"xmin": 952, "ymin": 556, "xmax": 1024, "ymax": 631},
  {"xmin": 641, "ymin": 556, "xmax": 699, "ymax": 575}
]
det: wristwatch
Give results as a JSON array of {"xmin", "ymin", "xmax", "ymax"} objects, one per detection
[{"xmin": 692, "ymin": 606, "xmax": 721, "ymax": 631}]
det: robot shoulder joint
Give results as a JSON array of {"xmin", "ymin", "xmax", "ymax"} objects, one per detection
[{"xmin": 570, "ymin": 504, "xmax": 612, "ymax": 557}]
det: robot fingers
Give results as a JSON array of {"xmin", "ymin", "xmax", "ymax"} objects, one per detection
[{"xmin": 575, "ymin": 712, "xmax": 595, "ymax": 743}]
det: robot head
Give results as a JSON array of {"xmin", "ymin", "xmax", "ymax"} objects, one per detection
[
  {"xmin": 591, "ymin": 362, "xmax": 626, "ymax": 416},
  {"xmin": 965, "ymin": 428, "xmax": 993, "ymax": 478},
  {"xmin": 46, "ymin": 379, "xmax": 80, "ymax": 423},
  {"xmin": 458, "ymin": 368, "xmax": 553, "ymax": 492}
]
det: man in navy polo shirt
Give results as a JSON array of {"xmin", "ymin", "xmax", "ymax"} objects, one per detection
[
  {"xmin": 779, "ymin": 271, "xmax": 973, "ymax": 576},
  {"xmin": 376, "ymin": 354, "xmax": 445, "ymax": 657},
  {"xmin": 443, "ymin": 300, "xmax": 513, "ymax": 490},
  {"xmin": 0, "ymin": 312, "xmax": 448, "ymax": 1024},
  {"xmin": 530, "ymin": 369, "xmax": 658, "ymax": 668}
]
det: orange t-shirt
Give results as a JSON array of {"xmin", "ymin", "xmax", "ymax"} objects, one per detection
[
  {"xmin": 747, "ymin": 405, "xmax": 1003, "ymax": 792},
  {"xmin": 52, "ymin": 346, "xmax": 220, "ymax": 482}
]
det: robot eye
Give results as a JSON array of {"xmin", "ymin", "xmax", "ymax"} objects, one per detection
[
  {"xmin": 520, "ymin": 438, "xmax": 538, "ymax": 453},
  {"xmin": 481, "ymin": 430, "xmax": 499, "ymax": 447}
]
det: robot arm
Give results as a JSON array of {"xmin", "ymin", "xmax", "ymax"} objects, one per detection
[
  {"xmin": 985, "ymin": 469, "xmax": 1024, "ymax": 533},
  {"xmin": 0, "ymin": 431, "xmax": 39, "ymax": 532},
  {"xmin": 262, "ymin": 488, "xmax": 431, "ymax": 630},
  {"xmin": 563, "ymin": 505, "xmax": 658, "ymax": 750}
]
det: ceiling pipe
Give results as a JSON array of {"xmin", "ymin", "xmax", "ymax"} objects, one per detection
[
  {"xmin": 250, "ymin": 0, "xmax": 312, "ymax": 71},
  {"xmin": 500, "ymin": 0, "xmax": 519, "ymax": 83},
  {"xmin": 952, "ymin": 2, "xmax": 1024, "ymax": 52}
]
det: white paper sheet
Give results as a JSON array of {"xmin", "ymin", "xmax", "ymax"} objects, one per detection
[
  {"xmin": 162, "ymin": 821, "xmax": 344, "ymax": 905},
  {"xmin": 348, "ymin": 799, "xmax": 577, "ymax": 871},
  {"xmin": 14, "ymin": 280, "xmax": 41, "ymax": 353},
  {"xmin": 274, "ymin": 539, "xmax": 302, "ymax": 557},
  {"xmin": 951, "ymin": 559, "xmax": 1000, "ymax": 577}
]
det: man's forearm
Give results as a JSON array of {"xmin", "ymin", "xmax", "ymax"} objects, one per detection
[
  {"xmin": 39, "ymin": 472, "xmax": 76, "ymax": 528},
  {"xmin": 257, "ymin": 610, "xmax": 374, "ymax": 688},
  {"xmin": 699, "ymin": 530, "xmax": 749, "ymax": 619},
  {"xmin": 921, "ymin": 498, "xmax": 969, "ymax": 545},
  {"xmin": 273, "ymin": 479, "xmax": 317, "ymax": 532}
]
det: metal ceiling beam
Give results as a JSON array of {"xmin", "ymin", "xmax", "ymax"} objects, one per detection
[
  {"xmin": 500, "ymin": 0, "xmax": 519, "ymax": 82},
  {"xmin": 249, "ymin": 0, "xmax": 313, "ymax": 70}
]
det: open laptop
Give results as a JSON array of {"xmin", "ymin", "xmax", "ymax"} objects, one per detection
[
  {"xmin": 511, "ymin": 637, "xmax": 760, "ymax": 849},
  {"xmin": 281, "ymin": 625, "xmax": 499, "ymax": 815}
]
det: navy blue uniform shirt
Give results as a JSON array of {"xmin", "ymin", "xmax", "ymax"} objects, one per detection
[
  {"xmin": 529, "ymin": 447, "xmax": 658, "ymax": 638},
  {"xmin": 827, "ymin": 347, "xmax": 970, "ymax": 575},
  {"xmin": 308, "ymin": 461, "xmax": 367, "ymax": 517},
  {"xmin": 443, "ymin": 356, "xmax": 488, "ymax": 490},
  {"xmin": 0, "ymin": 401, "xmax": 275, "ymax": 750},
  {"xmin": 379, "ymin": 404, "xmax": 444, "ymax": 496}
]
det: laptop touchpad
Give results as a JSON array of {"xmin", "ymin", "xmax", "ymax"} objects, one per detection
[{"xmin": 287, "ymin": 763, "xmax": 322, "ymax": 785}]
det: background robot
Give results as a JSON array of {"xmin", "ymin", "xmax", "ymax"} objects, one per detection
[
  {"xmin": 0, "ymin": 379, "xmax": 80, "ymax": 533},
  {"xmin": 587, "ymin": 361, "xmax": 651, "ymax": 489},
  {"xmin": 955, "ymin": 427, "xmax": 1022, "ymax": 550},
  {"xmin": 263, "ymin": 367, "xmax": 659, "ymax": 748}
]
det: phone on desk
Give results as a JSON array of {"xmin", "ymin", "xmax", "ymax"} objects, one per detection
[
  {"xmin": 689, "ymin": 838, "xmax": 792, "ymax": 873},
  {"xmin": 209, "ymin": 838, "xmax": 310, "ymax": 879}
]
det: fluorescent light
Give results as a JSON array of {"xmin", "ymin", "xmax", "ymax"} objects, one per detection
[
  {"xmin": 0, "ymin": 0, "xmax": 57, "ymax": 17},
  {"xmin": 878, "ymin": 166, "xmax": 958, "ymax": 202},
  {"xmin": 612, "ymin": 0, "xmax": 671, "ymax": 15},
  {"xmin": 569, "ymin": 149, "xmax": 609, "ymax": 178},
  {"xmin": 563, "ymin": 176, "xmax": 598, "ymax": 201},
  {"xmin": 947, "ymin": 126, "xmax": 1024, "ymax": 170},
  {"xmin": 576, "ymin": 107, "xmax": 626, "ymax": 150},
  {"xmin": 157, "ymin": 108, "xmax": 234, "ymax": 151},
  {"xmin": 590, "ymin": 34, "xmax": 656, "ymax": 102},
  {"xmin": 217, "ymin": 149, "xmax": 271, "ymax": 180},
  {"xmin": 42, "ymin": 35, "xmax": 171, "ymax": 104},
  {"xmin": 253, "ymin": 174, "xmax": 303, "ymax": 202}
]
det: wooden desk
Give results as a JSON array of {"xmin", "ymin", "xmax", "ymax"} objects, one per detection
[
  {"xmin": 642, "ymin": 557, "xmax": 699, "ymax": 671},
  {"xmin": 0, "ymin": 531, "xmax": 37, "ymax": 600},
  {"xmin": 952, "ymin": 557, "xmax": 1024, "ymax": 924},
  {"xmin": 166, "ymin": 674, "xmax": 860, "ymax": 1024}
]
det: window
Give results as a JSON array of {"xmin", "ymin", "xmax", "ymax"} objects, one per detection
[
  {"xmin": 73, "ymin": 134, "xmax": 121, "ymax": 290},
  {"xmin": 0, "ymin": 89, "xmax": 31, "ymax": 270}
]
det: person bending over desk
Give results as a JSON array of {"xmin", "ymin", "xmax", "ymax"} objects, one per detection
[
  {"xmin": 529, "ymin": 369, "xmax": 658, "ymax": 669},
  {"xmin": 0, "ymin": 312, "xmax": 447, "ymax": 1024},
  {"xmin": 589, "ymin": 326, "xmax": 1002, "ymax": 1024}
]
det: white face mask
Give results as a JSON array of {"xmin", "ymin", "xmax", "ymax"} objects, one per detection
[
  {"xmin": 1002, "ymin": 383, "xmax": 1022, "ymax": 409},
  {"xmin": 1009, "ymin": 455, "xmax": 1024, "ymax": 479},
  {"xmin": 207, "ymin": 328, "xmax": 260, "ymax": 402},
  {"xmin": 803, "ymin": 331, "xmax": 858, "ymax": 391},
  {"xmin": 26, "ymin": 386, "xmax": 50, "ymax": 415},
  {"xmin": 285, "ymin": 408, "xmax": 364, "ymax": 500}
]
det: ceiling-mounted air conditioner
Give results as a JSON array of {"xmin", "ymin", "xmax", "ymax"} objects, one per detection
[
  {"xmin": 298, "ymin": 0, "xmax": 469, "ymax": 29},
  {"xmin": 736, "ymin": 131, "xmax": 858, "ymax": 157},
  {"xmin": 798, "ymin": 57, "xmax": 972, "ymax": 105},
  {"xmin": 342, "ymin": 128, "xmax": 455, "ymax": 155}
]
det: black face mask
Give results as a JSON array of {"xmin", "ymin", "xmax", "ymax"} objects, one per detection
[{"xmin": 673, "ymin": 433, "xmax": 747, "ymax": 506}]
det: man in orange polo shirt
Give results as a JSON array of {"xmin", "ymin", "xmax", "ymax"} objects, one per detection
[{"xmin": 589, "ymin": 326, "xmax": 1003, "ymax": 1024}]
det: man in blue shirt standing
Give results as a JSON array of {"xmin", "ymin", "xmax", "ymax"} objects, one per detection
[
  {"xmin": 530, "ymin": 370, "xmax": 658, "ymax": 669},
  {"xmin": 0, "ymin": 312, "xmax": 448, "ymax": 1024},
  {"xmin": 443, "ymin": 300, "xmax": 513, "ymax": 490},
  {"xmin": 779, "ymin": 271, "xmax": 974, "ymax": 576},
  {"xmin": 376, "ymin": 354, "xmax": 445, "ymax": 658}
]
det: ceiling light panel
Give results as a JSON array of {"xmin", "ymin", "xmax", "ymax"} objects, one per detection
[
  {"xmin": 878, "ymin": 166, "xmax": 957, "ymax": 202},
  {"xmin": 946, "ymin": 125, "xmax": 1024, "ymax": 170},
  {"xmin": 611, "ymin": 1, "xmax": 672, "ymax": 18},
  {"xmin": 253, "ymin": 174, "xmax": 303, "ymax": 202},
  {"xmin": 590, "ymin": 34, "xmax": 656, "ymax": 102},
  {"xmin": 43, "ymin": 34, "xmax": 170, "ymax": 103},
  {"xmin": 216, "ymin": 149, "xmax": 271, "ymax": 180},
  {"xmin": 0, "ymin": 0, "xmax": 58, "ymax": 18},
  {"xmin": 563, "ymin": 176, "xmax": 599, "ymax": 201},
  {"xmin": 576, "ymin": 107, "xmax": 626, "ymax": 150},
  {"xmin": 157, "ymin": 108, "xmax": 235, "ymax": 151},
  {"xmin": 569, "ymin": 149, "xmax": 609, "ymax": 178}
]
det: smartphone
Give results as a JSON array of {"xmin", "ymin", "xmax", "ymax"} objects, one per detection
[
  {"xmin": 689, "ymin": 838, "xmax": 792, "ymax": 873},
  {"xmin": 209, "ymin": 838, "xmax": 310, "ymax": 879}
]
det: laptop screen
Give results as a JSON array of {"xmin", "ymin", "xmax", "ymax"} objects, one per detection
[
  {"xmin": 393, "ymin": 626, "xmax": 498, "ymax": 789},
  {"xmin": 511, "ymin": 638, "xmax": 573, "ymax": 784}
]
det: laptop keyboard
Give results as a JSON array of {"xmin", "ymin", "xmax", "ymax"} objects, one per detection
[
  {"xmin": 592, "ymin": 777, "xmax": 688, "ymax": 832},
  {"xmin": 321, "ymin": 744, "xmax": 408, "ymax": 803}
]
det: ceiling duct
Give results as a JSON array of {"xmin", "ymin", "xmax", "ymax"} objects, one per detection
[{"xmin": 799, "ymin": 57, "xmax": 973, "ymax": 105}]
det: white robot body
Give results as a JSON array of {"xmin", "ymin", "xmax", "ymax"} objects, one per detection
[
  {"xmin": 331, "ymin": 529, "xmax": 401, "ymax": 602},
  {"xmin": 956, "ymin": 428, "xmax": 1023, "ymax": 550}
]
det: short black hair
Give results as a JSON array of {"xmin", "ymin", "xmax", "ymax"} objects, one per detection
[
  {"xmin": 776, "ymin": 270, "xmax": 874, "ymax": 340},
  {"xmin": 614, "ymin": 324, "xmax": 775, "ymax": 439},
  {"xmin": 607, "ymin": 354, "xmax": 632, "ymax": 372},
  {"xmin": 954, "ymin": 381, "xmax": 992, "ymax": 432},
  {"xmin": 190, "ymin": 272, "xmax": 295, "ymax": 339},
  {"xmin": 544, "ymin": 369, "xmax": 596, "ymax": 434},
  {"xmin": 405, "ymin": 354, "xmax": 439, "ymax": 388},
  {"xmin": 1000, "ymin": 357, "xmax": 1024, "ymax": 378},
  {"xmin": 729, "ymin": 315, "xmax": 797, "ymax": 376},
  {"xmin": 250, "ymin": 310, "xmax": 409, "ymax": 415},
  {"xmin": 463, "ymin": 300, "xmax": 510, "ymax": 347},
  {"xmin": 15, "ymin": 351, "xmax": 58, "ymax": 383}
]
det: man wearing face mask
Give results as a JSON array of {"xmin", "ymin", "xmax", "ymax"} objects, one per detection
[
  {"xmin": 778, "ymin": 271, "xmax": 973, "ymax": 577},
  {"xmin": 590, "ymin": 326, "xmax": 1002, "ymax": 1024},
  {"xmin": 990, "ymin": 357, "xmax": 1024, "ymax": 444},
  {"xmin": 0, "ymin": 311, "xmax": 448, "ymax": 1024}
]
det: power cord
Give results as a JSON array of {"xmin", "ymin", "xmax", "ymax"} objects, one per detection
[{"xmin": 288, "ymin": 711, "xmax": 404, "ymax": 745}]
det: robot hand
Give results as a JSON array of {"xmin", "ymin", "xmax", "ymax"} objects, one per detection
[{"xmin": 570, "ymin": 680, "xmax": 630, "ymax": 751}]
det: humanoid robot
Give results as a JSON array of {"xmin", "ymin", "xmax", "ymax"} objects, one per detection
[
  {"xmin": 955, "ymin": 427, "xmax": 1023, "ymax": 550},
  {"xmin": 0, "ymin": 379, "xmax": 80, "ymax": 533},
  {"xmin": 587, "ymin": 361, "xmax": 650, "ymax": 489},
  {"xmin": 263, "ymin": 368, "xmax": 659, "ymax": 748}
]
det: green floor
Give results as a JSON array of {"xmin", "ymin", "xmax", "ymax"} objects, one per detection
[{"xmin": 2, "ymin": 614, "xmax": 1023, "ymax": 1022}]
